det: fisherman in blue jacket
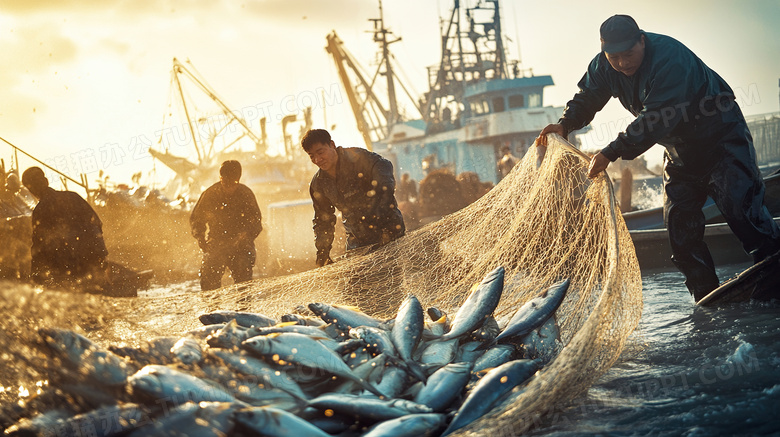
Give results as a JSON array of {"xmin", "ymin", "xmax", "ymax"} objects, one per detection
[
  {"xmin": 537, "ymin": 15, "xmax": 780, "ymax": 301},
  {"xmin": 303, "ymin": 129, "xmax": 405, "ymax": 267}
]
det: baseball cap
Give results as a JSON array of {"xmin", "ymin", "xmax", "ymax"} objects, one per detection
[{"xmin": 600, "ymin": 15, "xmax": 641, "ymax": 54}]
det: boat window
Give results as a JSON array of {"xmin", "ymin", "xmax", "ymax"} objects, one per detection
[
  {"xmin": 492, "ymin": 97, "xmax": 506, "ymax": 113},
  {"xmin": 528, "ymin": 92, "xmax": 542, "ymax": 107},
  {"xmin": 508, "ymin": 94, "xmax": 524, "ymax": 109}
]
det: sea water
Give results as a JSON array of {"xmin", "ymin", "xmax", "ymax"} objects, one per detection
[{"xmin": 525, "ymin": 264, "xmax": 780, "ymax": 436}]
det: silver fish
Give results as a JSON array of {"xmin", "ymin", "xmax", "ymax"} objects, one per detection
[
  {"xmin": 414, "ymin": 361, "xmax": 473, "ymax": 412},
  {"xmin": 241, "ymin": 332, "xmax": 384, "ymax": 397},
  {"xmin": 455, "ymin": 341, "xmax": 485, "ymax": 364},
  {"xmin": 308, "ymin": 393, "xmax": 433, "ymax": 421},
  {"xmin": 29, "ymin": 403, "xmax": 153, "ymax": 437},
  {"xmin": 206, "ymin": 319, "xmax": 250, "ymax": 349},
  {"xmin": 210, "ymin": 349, "xmax": 308, "ymax": 401},
  {"xmin": 233, "ymin": 406, "xmax": 332, "ymax": 437},
  {"xmin": 308, "ymin": 302, "xmax": 387, "ymax": 332},
  {"xmin": 39, "ymin": 328, "xmax": 133, "ymax": 386},
  {"xmin": 472, "ymin": 343, "xmax": 516, "ymax": 375},
  {"xmin": 372, "ymin": 365, "xmax": 409, "ymax": 399},
  {"xmin": 127, "ymin": 365, "xmax": 242, "ymax": 405},
  {"xmin": 351, "ymin": 326, "xmax": 427, "ymax": 383},
  {"xmin": 126, "ymin": 401, "xmax": 242, "ymax": 437},
  {"xmin": 417, "ymin": 315, "xmax": 458, "ymax": 366},
  {"xmin": 520, "ymin": 315, "xmax": 562, "ymax": 365},
  {"xmin": 492, "ymin": 278, "xmax": 570, "ymax": 345},
  {"xmin": 170, "ymin": 336, "xmax": 202, "ymax": 365},
  {"xmin": 183, "ymin": 324, "xmax": 226, "ymax": 339},
  {"xmin": 438, "ymin": 266, "xmax": 505, "ymax": 342},
  {"xmin": 362, "ymin": 413, "xmax": 447, "ymax": 437},
  {"xmin": 281, "ymin": 313, "xmax": 326, "ymax": 326},
  {"xmin": 391, "ymin": 295, "xmax": 426, "ymax": 381},
  {"xmin": 198, "ymin": 310, "xmax": 276, "ymax": 328},
  {"xmin": 442, "ymin": 359, "xmax": 540, "ymax": 436}
]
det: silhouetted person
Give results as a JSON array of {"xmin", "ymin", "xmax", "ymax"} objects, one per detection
[
  {"xmin": 190, "ymin": 160, "xmax": 262, "ymax": 291},
  {"xmin": 302, "ymin": 129, "xmax": 405, "ymax": 267},
  {"xmin": 21, "ymin": 166, "xmax": 108, "ymax": 286}
]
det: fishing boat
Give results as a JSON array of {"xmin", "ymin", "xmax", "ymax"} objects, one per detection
[{"xmin": 326, "ymin": 0, "xmax": 588, "ymax": 226}]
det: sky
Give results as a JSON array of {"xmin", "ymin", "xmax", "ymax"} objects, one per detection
[{"xmin": 1, "ymin": 0, "xmax": 779, "ymax": 192}]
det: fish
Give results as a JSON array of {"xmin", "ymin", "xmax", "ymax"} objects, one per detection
[
  {"xmin": 307, "ymin": 393, "xmax": 433, "ymax": 422},
  {"xmin": 417, "ymin": 315, "xmax": 459, "ymax": 366},
  {"xmin": 442, "ymin": 359, "xmax": 541, "ymax": 436},
  {"xmin": 414, "ymin": 361, "xmax": 473, "ymax": 412},
  {"xmin": 372, "ymin": 365, "xmax": 409, "ymax": 399},
  {"xmin": 351, "ymin": 326, "xmax": 427, "ymax": 383},
  {"xmin": 198, "ymin": 310, "xmax": 276, "ymax": 328},
  {"xmin": 455, "ymin": 341, "xmax": 486, "ymax": 364},
  {"xmin": 437, "ymin": 266, "xmax": 505, "ymax": 342},
  {"xmin": 308, "ymin": 302, "xmax": 387, "ymax": 332},
  {"xmin": 14, "ymin": 403, "xmax": 154, "ymax": 437},
  {"xmin": 520, "ymin": 315, "xmax": 562, "ymax": 365},
  {"xmin": 362, "ymin": 413, "xmax": 448, "ymax": 437},
  {"xmin": 209, "ymin": 349, "xmax": 309, "ymax": 401},
  {"xmin": 472, "ymin": 343, "xmax": 516, "ymax": 375},
  {"xmin": 241, "ymin": 332, "xmax": 385, "ymax": 397},
  {"xmin": 206, "ymin": 319, "xmax": 251, "ymax": 350},
  {"xmin": 469, "ymin": 315, "xmax": 500, "ymax": 342},
  {"xmin": 233, "ymin": 406, "xmax": 333, "ymax": 437},
  {"xmin": 280, "ymin": 313, "xmax": 326, "ymax": 326},
  {"xmin": 391, "ymin": 295, "xmax": 427, "ymax": 382},
  {"xmin": 127, "ymin": 365, "xmax": 242, "ymax": 405},
  {"xmin": 491, "ymin": 278, "xmax": 570, "ymax": 346},
  {"xmin": 248, "ymin": 321, "xmax": 333, "ymax": 337},
  {"xmin": 170, "ymin": 336, "xmax": 202, "ymax": 365},
  {"xmin": 126, "ymin": 401, "xmax": 242, "ymax": 437},
  {"xmin": 39, "ymin": 328, "xmax": 134, "ymax": 386}
]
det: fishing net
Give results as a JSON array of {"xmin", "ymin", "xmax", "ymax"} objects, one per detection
[{"xmin": 0, "ymin": 134, "xmax": 643, "ymax": 434}]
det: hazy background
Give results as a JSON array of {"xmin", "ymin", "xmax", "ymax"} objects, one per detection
[{"xmin": 1, "ymin": 0, "xmax": 778, "ymax": 190}]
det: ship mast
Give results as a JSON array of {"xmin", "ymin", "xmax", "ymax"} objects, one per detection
[
  {"xmin": 422, "ymin": 0, "xmax": 509, "ymax": 130},
  {"xmin": 325, "ymin": 1, "xmax": 423, "ymax": 148},
  {"xmin": 373, "ymin": 0, "xmax": 400, "ymax": 128},
  {"xmin": 171, "ymin": 58, "xmax": 268, "ymax": 161}
]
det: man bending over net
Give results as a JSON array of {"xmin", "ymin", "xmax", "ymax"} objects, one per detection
[{"xmin": 302, "ymin": 129, "xmax": 405, "ymax": 267}]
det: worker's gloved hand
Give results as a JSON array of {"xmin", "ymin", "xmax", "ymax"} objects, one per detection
[{"xmin": 316, "ymin": 251, "xmax": 334, "ymax": 268}]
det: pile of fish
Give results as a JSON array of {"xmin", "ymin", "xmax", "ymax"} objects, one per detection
[{"xmin": 2, "ymin": 266, "xmax": 570, "ymax": 437}]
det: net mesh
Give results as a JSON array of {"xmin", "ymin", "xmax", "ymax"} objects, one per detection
[{"xmin": 1, "ymin": 134, "xmax": 643, "ymax": 434}]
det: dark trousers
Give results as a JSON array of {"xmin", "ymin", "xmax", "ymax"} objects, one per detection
[
  {"xmin": 664, "ymin": 122, "xmax": 780, "ymax": 300},
  {"xmin": 199, "ymin": 244, "xmax": 255, "ymax": 291}
]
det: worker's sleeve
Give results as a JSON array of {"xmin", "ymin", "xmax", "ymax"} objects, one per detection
[
  {"xmin": 600, "ymin": 46, "xmax": 699, "ymax": 161},
  {"xmin": 558, "ymin": 56, "xmax": 613, "ymax": 137},
  {"xmin": 365, "ymin": 155, "xmax": 402, "ymax": 238},
  {"xmin": 189, "ymin": 191, "xmax": 209, "ymax": 243},
  {"xmin": 310, "ymin": 184, "xmax": 337, "ymax": 258}
]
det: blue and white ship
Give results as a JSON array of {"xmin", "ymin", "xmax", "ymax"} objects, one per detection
[{"xmin": 327, "ymin": 0, "xmax": 583, "ymax": 185}]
